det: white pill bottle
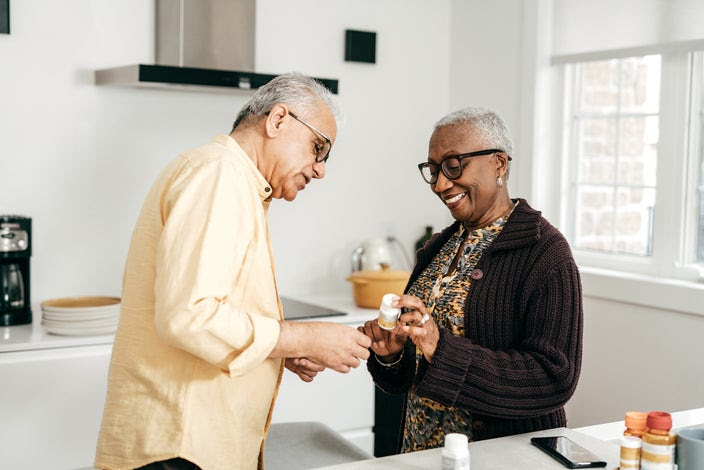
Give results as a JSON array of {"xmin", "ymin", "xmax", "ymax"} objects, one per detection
[
  {"xmin": 377, "ymin": 293, "xmax": 400, "ymax": 330},
  {"xmin": 442, "ymin": 433, "xmax": 470, "ymax": 470}
]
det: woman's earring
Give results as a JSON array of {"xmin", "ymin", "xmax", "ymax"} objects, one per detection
[{"xmin": 497, "ymin": 176, "xmax": 503, "ymax": 188}]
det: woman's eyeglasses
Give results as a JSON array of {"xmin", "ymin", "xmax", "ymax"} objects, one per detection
[{"xmin": 417, "ymin": 149, "xmax": 510, "ymax": 184}]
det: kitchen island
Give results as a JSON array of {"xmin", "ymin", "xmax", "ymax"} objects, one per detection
[
  {"xmin": 311, "ymin": 407, "xmax": 704, "ymax": 469},
  {"xmin": 313, "ymin": 427, "xmax": 619, "ymax": 469}
]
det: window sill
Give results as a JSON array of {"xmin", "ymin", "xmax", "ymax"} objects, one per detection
[{"xmin": 579, "ymin": 266, "xmax": 704, "ymax": 317}]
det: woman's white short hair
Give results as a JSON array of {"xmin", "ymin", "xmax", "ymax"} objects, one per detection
[
  {"xmin": 434, "ymin": 107, "xmax": 513, "ymax": 157},
  {"xmin": 232, "ymin": 72, "xmax": 340, "ymax": 130}
]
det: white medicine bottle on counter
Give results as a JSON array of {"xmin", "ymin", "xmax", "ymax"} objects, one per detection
[{"xmin": 442, "ymin": 433, "xmax": 470, "ymax": 470}]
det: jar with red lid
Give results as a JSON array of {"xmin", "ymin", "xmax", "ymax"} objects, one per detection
[{"xmin": 640, "ymin": 411, "xmax": 676, "ymax": 470}]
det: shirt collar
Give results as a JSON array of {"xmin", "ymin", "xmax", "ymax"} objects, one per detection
[{"xmin": 213, "ymin": 134, "xmax": 273, "ymax": 201}]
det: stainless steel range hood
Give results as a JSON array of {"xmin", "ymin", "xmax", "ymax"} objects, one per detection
[{"xmin": 95, "ymin": 0, "xmax": 338, "ymax": 94}]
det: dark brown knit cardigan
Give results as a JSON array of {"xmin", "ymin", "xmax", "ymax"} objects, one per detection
[{"xmin": 367, "ymin": 199, "xmax": 583, "ymax": 445}]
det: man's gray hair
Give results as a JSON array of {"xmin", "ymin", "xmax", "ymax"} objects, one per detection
[
  {"xmin": 435, "ymin": 107, "xmax": 513, "ymax": 157},
  {"xmin": 232, "ymin": 72, "xmax": 340, "ymax": 131}
]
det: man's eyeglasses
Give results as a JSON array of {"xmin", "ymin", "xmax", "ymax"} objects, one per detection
[
  {"xmin": 417, "ymin": 149, "xmax": 510, "ymax": 184},
  {"xmin": 289, "ymin": 111, "xmax": 332, "ymax": 163}
]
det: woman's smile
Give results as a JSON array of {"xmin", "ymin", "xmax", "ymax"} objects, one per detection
[{"xmin": 443, "ymin": 192, "xmax": 467, "ymax": 209}]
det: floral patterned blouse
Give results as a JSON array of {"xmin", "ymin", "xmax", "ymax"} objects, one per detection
[{"xmin": 400, "ymin": 205, "xmax": 516, "ymax": 453}]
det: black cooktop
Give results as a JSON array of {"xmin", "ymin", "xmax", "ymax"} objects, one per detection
[{"xmin": 280, "ymin": 297, "xmax": 346, "ymax": 320}]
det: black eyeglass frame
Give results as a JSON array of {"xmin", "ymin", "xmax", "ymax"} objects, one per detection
[
  {"xmin": 288, "ymin": 111, "xmax": 332, "ymax": 163},
  {"xmin": 417, "ymin": 148, "xmax": 511, "ymax": 184}
]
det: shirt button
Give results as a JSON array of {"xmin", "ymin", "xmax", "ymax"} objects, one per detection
[
  {"xmin": 470, "ymin": 269, "xmax": 483, "ymax": 280},
  {"xmin": 265, "ymin": 187, "xmax": 271, "ymax": 193}
]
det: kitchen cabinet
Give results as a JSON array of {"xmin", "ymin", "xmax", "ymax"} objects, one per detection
[
  {"xmin": 0, "ymin": 296, "xmax": 378, "ymax": 470},
  {"xmin": 272, "ymin": 358, "xmax": 374, "ymax": 452},
  {"xmin": 0, "ymin": 343, "xmax": 113, "ymax": 469}
]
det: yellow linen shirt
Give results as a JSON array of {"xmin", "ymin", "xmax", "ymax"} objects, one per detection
[{"xmin": 95, "ymin": 135, "xmax": 283, "ymax": 470}]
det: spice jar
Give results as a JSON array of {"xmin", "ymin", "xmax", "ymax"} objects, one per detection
[
  {"xmin": 624, "ymin": 411, "xmax": 648, "ymax": 438},
  {"xmin": 641, "ymin": 411, "xmax": 676, "ymax": 470},
  {"xmin": 619, "ymin": 435, "xmax": 642, "ymax": 469}
]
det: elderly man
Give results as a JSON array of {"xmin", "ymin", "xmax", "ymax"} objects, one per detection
[{"xmin": 95, "ymin": 73, "xmax": 371, "ymax": 470}]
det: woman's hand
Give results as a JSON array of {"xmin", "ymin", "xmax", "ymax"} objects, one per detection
[
  {"xmin": 358, "ymin": 312, "xmax": 408, "ymax": 361},
  {"xmin": 395, "ymin": 295, "xmax": 440, "ymax": 362},
  {"xmin": 285, "ymin": 357, "xmax": 325, "ymax": 382}
]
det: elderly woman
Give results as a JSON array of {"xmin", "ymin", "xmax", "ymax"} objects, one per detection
[{"xmin": 360, "ymin": 107, "xmax": 583, "ymax": 452}]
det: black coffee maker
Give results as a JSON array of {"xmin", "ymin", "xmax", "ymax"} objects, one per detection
[{"xmin": 0, "ymin": 215, "xmax": 32, "ymax": 325}]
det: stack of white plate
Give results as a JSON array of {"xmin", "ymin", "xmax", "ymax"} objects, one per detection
[{"xmin": 41, "ymin": 296, "xmax": 120, "ymax": 336}]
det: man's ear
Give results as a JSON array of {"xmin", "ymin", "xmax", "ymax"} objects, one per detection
[{"xmin": 265, "ymin": 103, "xmax": 288, "ymax": 138}]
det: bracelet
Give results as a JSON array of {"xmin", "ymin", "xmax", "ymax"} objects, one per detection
[{"xmin": 375, "ymin": 349, "xmax": 404, "ymax": 368}]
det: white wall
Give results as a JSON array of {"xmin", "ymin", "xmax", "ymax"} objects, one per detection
[
  {"xmin": 448, "ymin": 0, "xmax": 530, "ymax": 199},
  {"xmin": 553, "ymin": 0, "xmax": 704, "ymax": 58},
  {"xmin": 0, "ymin": 0, "xmax": 452, "ymax": 306},
  {"xmin": 566, "ymin": 296, "xmax": 704, "ymax": 428}
]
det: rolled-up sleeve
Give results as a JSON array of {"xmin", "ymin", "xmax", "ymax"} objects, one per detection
[{"xmin": 153, "ymin": 156, "xmax": 280, "ymax": 376}]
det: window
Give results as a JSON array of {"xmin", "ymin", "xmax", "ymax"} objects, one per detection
[
  {"xmin": 567, "ymin": 56, "xmax": 660, "ymax": 256},
  {"xmin": 694, "ymin": 54, "xmax": 704, "ymax": 263},
  {"xmin": 561, "ymin": 52, "xmax": 704, "ymax": 280}
]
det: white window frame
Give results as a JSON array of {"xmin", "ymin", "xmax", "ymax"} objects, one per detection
[
  {"xmin": 684, "ymin": 52, "xmax": 704, "ymax": 268},
  {"xmin": 558, "ymin": 51, "xmax": 704, "ymax": 283}
]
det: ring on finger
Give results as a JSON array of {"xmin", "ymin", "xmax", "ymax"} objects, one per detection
[{"xmin": 418, "ymin": 313, "xmax": 430, "ymax": 325}]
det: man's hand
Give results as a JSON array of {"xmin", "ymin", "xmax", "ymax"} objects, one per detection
[
  {"xmin": 285, "ymin": 357, "xmax": 325, "ymax": 382},
  {"xmin": 303, "ymin": 322, "xmax": 372, "ymax": 373},
  {"xmin": 271, "ymin": 321, "xmax": 372, "ymax": 374}
]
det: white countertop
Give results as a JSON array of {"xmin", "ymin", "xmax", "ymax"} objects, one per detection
[
  {"xmin": 290, "ymin": 294, "xmax": 379, "ymax": 326},
  {"xmin": 574, "ymin": 407, "xmax": 704, "ymax": 442},
  {"xmin": 313, "ymin": 408, "xmax": 704, "ymax": 469},
  {"xmin": 0, "ymin": 319, "xmax": 115, "ymax": 353},
  {"xmin": 0, "ymin": 294, "xmax": 376, "ymax": 353},
  {"xmin": 313, "ymin": 427, "xmax": 620, "ymax": 470}
]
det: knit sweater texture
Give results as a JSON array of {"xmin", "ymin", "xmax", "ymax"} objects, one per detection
[{"xmin": 368, "ymin": 199, "xmax": 583, "ymax": 445}]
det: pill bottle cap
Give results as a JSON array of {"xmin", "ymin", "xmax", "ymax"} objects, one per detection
[
  {"xmin": 646, "ymin": 411, "xmax": 672, "ymax": 430},
  {"xmin": 620, "ymin": 435, "xmax": 642, "ymax": 448},
  {"xmin": 379, "ymin": 294, "xmax": 400, "ymax": 315},
  {"xmin": 444, "ymin": 433, "xmax": 469, "ymax": 454},
  {"xmin": 625, "ymin": 411, "xmax": 648, "ymax": 430}
]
